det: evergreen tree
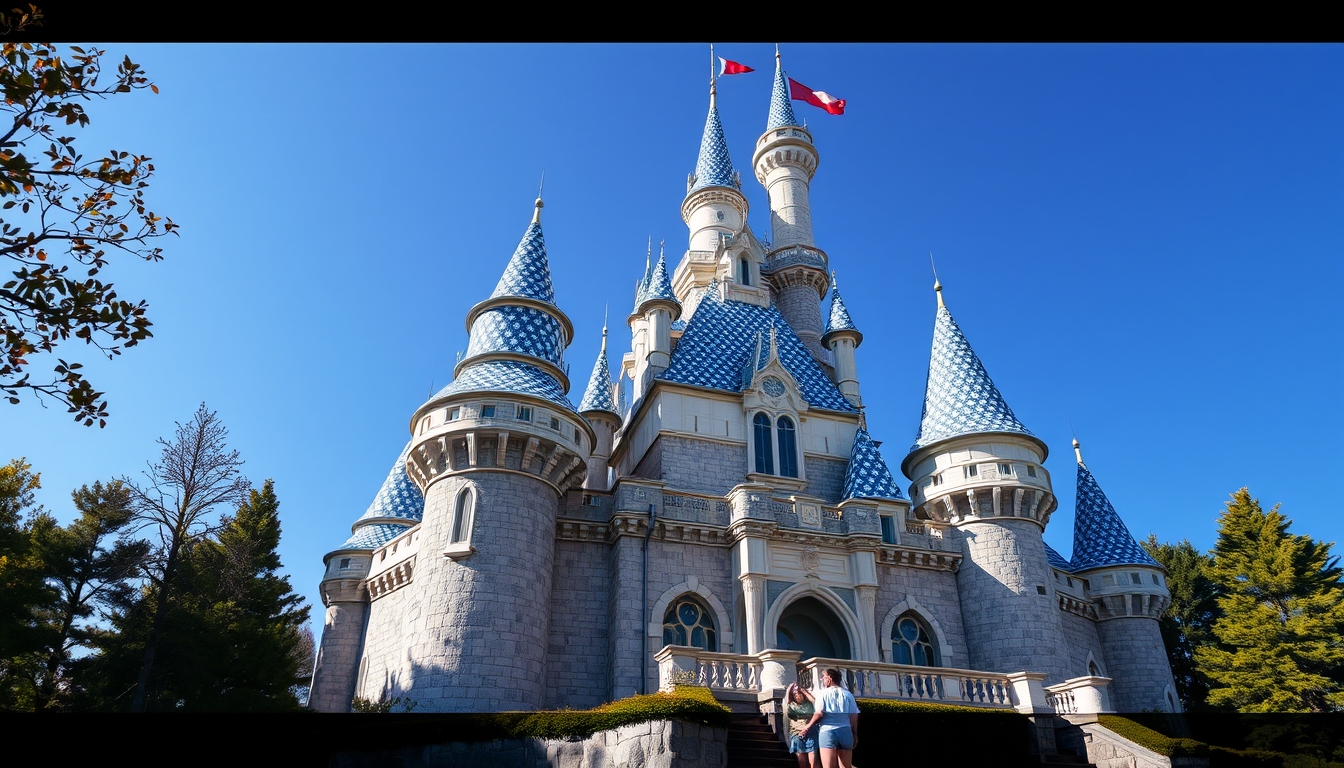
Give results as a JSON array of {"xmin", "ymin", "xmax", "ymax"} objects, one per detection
[
  {"xmin": 0, "ymin": 458, "xmax": 55, "ymax": 709},
  {"xmin": 1195, "ymin": 488, "xmax": 1344, "ymax": 712},
  {"xmin": 1143, "ymin": 535, "xmax": 1222, "ymax": 711}
]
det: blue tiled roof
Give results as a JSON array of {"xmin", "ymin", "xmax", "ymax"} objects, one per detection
[
  {"xmin": 910, "ymin": 305, "xmax": 1034, "ymax": 452},
  {"xmin": 690, "ymin": 99, "xmax": 739, "ymax": 193},
  {"xmin": 578, "ymin": 335, "xmax": 619, "ymax": 414},
  {"xmin": 842, "ymin": 428, "xmax": 905, "ymax": 501},
  {"xmin": 767, "ymin": 58, "xmax": 799, "ymax": 130},
  {"xmin": 824, "ymin": 273, "xmax": 858, "ymax": 336},
  {"xmin": 638, "ymin": 250, "xmax": 679, "ymax": 310},
  {"xmin": 432, "ymin": 360, "xmax": 575, "ymax": 412},
  {"xmin": 341, "ymin": 522, "xmax": 412, "ymax": 551},
  {"xmin": 491, "ymin": 220, "xmax": 556, "ymax": 305},
  {"xmin": 658, "ymin": 282, "xmax": 857, "ymax": 413},
  {"xmin": 463, "ymin": 305, "xmax": 565, "ymax": 367},
  {"xmin": 1070, "ymin": 463, "xmax": 1160, "ymax": 571},
  {"xmin": 1044, "ymin": 542, "xmax": 1074, "ymax": 572},
  {"xmin": 355, "ymin": 442, "xmax": 425, "ymax": 524},
  {"xmin": 633, "ymin": 253, "xmax": 653, "ymax": 311},
  {"xmin": 671, "ymin": 318, "xmax": 687, "ymax": 332}
]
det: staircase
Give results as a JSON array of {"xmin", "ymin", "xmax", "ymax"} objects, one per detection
[{"xmin": 727, "ymin": 713, "xmax": 795, "ymax": 767}]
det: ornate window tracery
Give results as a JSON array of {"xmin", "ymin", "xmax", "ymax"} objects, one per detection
[
  {"xmin": 662, "ymin": 595, "xmax": 718, "ymax": 651},
  {"xmin": 891, "ymin": 612, "xmax": 940, "ymax": 667}
]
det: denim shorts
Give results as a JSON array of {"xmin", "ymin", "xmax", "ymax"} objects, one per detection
[
  {"xmin": 819, "ymin": 726, "xmax": 854, "ymax": 750},
  {"xmin": 789, "ymin": 733, "xmax": 817, "ymax": 753}
]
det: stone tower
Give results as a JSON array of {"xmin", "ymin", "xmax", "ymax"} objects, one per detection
[
  {"xmin": 822, "ymin": 272, "xmax": 862, "ymax": 408},
  {"xmin": 578, "ymin": 325, "xmax": 621, "ymax": 491},
  {"xmin": 754, "ymin": 51, "xmax": 829, "ymax": 362},
  {"xmin": 901, "ymin": 282, "xmax": 1070, "ymax": 683},
  {"xmin": 394, "ymin": 198, "xmax": 595, "ymax": 711},
  {"xmin": 1068, "ymin": 440, "xmax": 1179, "ymax": 712}
]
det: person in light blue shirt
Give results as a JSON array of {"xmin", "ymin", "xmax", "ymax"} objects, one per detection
[{"xmin": 801, "ymin": 668, "xmax": 860, "ymax": 768}]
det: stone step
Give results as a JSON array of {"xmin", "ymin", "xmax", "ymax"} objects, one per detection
[{"xmin": 727, "ymin": 714, "xmax": 795, "ymax": 768}]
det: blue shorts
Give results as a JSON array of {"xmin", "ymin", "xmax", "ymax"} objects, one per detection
[
  {"xmin": 819, "ymin": 726, "xmax": 854, "ymax": 751},
  {"xmin": 789, "ymin": 733, "xmax": 817, "ymax": 753}
]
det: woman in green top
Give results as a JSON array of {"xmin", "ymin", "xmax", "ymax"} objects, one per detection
[{"xmin": 786, "ymin": 682, "xmax": 820, "ymax": 767}]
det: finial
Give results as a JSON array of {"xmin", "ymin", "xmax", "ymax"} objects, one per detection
[
  {"xmin": 600, "ymin": 321, "xmax": 609, "ymax": 354},
  {"xmin": 659, "ymin": 239, "xmax": 665, "ymax": 260},
  {"xmin": 646, "ymin": 237, "xmax": 652, "ymax": 270},
  {"xmin": 533, "ymin": 173, "xmax": 544, "ymax": 224},
  {"xmin": 930, "ymin": 252, "xmax": 944, "ymax": 308},
  {"xmin": 775, "ymin": 43, "xmax": 781, "ymax": 62},
  {"xmin": 1073, "ymin": 438, "xmax": 1084, "ymax": 465},
  {"xmin": 709, "ymin": 43, "xmax": 718, "ymax": 105}
]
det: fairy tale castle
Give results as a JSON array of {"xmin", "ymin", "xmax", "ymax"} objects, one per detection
[{"xmin": 307, "ymin": 56, "xmax": 1180, "ymax": 715}]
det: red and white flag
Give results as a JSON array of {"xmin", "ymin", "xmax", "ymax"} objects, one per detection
[
  {"xmin": 718, "ymin": 57, "xmax": 754, "ymax": 76},
  {"xmin": 788, "ymin": 77, "xmax": 846, "ymax": 115}
]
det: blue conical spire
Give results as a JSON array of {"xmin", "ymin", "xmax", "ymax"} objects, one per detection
[
  {"xmin": 767, "ymin": 49, "xmax": 799, "ymax": 130},
  {"xmin": 578, "ymin": 326, "xmax": 619, "ymax": 415},
  {"xmin": 690, "ymin": 89, "xmax": 739, "ymax": 193},
  {"xmin": 330, "ymin": 441, "xmax": 423, "ymax": 555},
  {"xmin": 1070, "ymin": 443, "xmax": 1160, "ymax": 571},
  {"xmin": 491, "ymin": 200, "xmax": 556, "ymax": 305},
  {"xmin": 842, "ymin": 428, "xmax": 905, "ymax": 501},
  {"xmin": 638, "ymin": 243, "xmax": 679, "ymax": 311},
  {"xmin": 823, "ymin": 272, "xmax": 859, "ymax": 338},
  {"xmin": 910, "ymin": 285, "xmax": 1033, "ymax": 452},
  {"xmin": 633, "ymin": 239, "xmax": 653, "ymax": 311}
]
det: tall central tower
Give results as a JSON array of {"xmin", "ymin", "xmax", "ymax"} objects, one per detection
[{"xmin": 753, "ymin": 51, "xmax": 829, "ymax": 361}]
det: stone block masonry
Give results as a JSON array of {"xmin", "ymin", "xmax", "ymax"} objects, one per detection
[
  {"xmin": 308, "ymin": 600, "xmax": 368, "ymax": 712},
  {"xmin": 650, "ymin": 435, "xmax": 748, "ymax": 498},
  {"xmin": 1097, "ymin": 617, "xmax": 1180, "ymax": 712},
  {"xmin": 546, "ymin": 539, "xmax": 612, "ymax": 709}
]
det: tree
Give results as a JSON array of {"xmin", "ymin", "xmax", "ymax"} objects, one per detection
[
  {"xmin": 122, "ymin": 403, "xmax": 248, "ymax": 711},
  {"xmin": 1143, "ymin": 535, "xmax": 1222, "ymax": 711},
  {"xmin": 1, "ymin": 7, "xmax": 176, "ymax": 426},
  {"xmin": 27, "ymin": 480, "xmax": 146, "ymax": 709},
  {"xmin": 0, "ymin": 456, "xmax": 52, "ymax": 709},
  {"xmin": 1195, "ymin": 488, "xmax": 1344, "ymax": 712}
]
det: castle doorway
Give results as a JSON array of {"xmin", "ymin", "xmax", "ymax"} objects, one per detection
[{"xmin": 774, "ymin": 596, "xmax": 852, "ymax": 660}]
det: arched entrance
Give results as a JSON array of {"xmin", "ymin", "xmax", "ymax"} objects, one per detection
[{"xmin": 774, "ymin": 596, "xmax": 852, "ymax": 660}]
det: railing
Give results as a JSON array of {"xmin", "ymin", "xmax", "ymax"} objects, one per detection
[
  {"xmin": 1046, "ymin": 688, "xmax": 1077, "ymax": 714},
  {"xmin": 796, "ymin": 658, "xmax": 1016, "ymax": 709},
  {"xmin": 694, "ymin": 653, "xmax": 761, "ymax": 692},
  {"xmin": 1043, "ymin": 676, "xmax": 1113, "ymax": 715}
]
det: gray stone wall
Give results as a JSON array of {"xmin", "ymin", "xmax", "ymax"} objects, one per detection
[
  {"xmin": 1097, "ymin": 617, "xmax": 1180, "ymax": 712},
  {"xmin": 1058, "ymin": 610, "xmax": 1107, "ymax": 681},
  {"xmin": 607, "ymin": 535, "xmax": 645, "ymax": 701},
  {"xmin": 331, "ymin": 720, "xmax": 727, "ymax": 768},
  {"xmin": 642, "ymin": 541, "xmax": 736, "ymax": 693},
  {"xmin": 546, "ymin": 539, "xmax": 612, "ymax": 710},
  {"xmin": 803, "ymin": 455, "xmax": 846, "ymax": 504},
  {"xmin": 401, "ymin": 470, "xmax": 560, "ymax": 711},
  {"xmin": 956, "ymin": 519, "xmax": 1073, "ymax": 682},
  {"xmin": 308, "ymin": 599, "xmax": 368, "ymax": 712},
  {"xmin": 655, "ymin": 435, "xmax": 748, "ymax": 497},
  {"xmin": 875, "ymin": 564, "xmax": 969, "ymax": 666},
  {"xmin": 631, "ymin": 437, "xmax": 663, "ymax": 483},
  {"xmin": 359, "ymin": 570, "xmax": 415, "ymax": 704},
  {"xmin": 774, "ymin": 284, "xmax": 826, "ymax": 360}
]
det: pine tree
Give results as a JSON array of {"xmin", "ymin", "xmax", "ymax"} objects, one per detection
[
  {"xmin": 0, "ymin": 458, "xmax": 55, "ymax": 710},
  {"xmin": 1143, "ymin": 536, "xmax": 1222, "ymax": 711},
  {"xmin": 1195, "ymin": 488, "xmax": 1344, "ymax": 712}
]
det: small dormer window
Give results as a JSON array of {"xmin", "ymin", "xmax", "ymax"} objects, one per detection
[
  {"xmin": 1131, "ymin": 572, "xmax": 1142, "ymax": 585},
  {"xmin": 549, "ymin": 417, "xmax": 560, "ymax": 431},
  {"xmin": 1027, "ymin": 465, "xmax": 1037, "ymax": 477},
  {"xmin": 964, "ymin": 465, "xmax": 978, "ymax": 478},
  {"xmin": 998, "ymin": 463, "xmax": 1012, "ymax": 475},
  {"xmin": 932, "ymin": 474, "xmax": 943, "ymax": 486},
  {"xmin": 447, "ymin": 407, "xmax": 460, "ymax": 421},
  {"xmin": 517, "ymin": 406, "xmax": 532, "ymax": 422},
  {"xmin": 1152, "ymin": 574, "xmax": 1160, "ymax": 585},
  {"xmin": 339, "ymin": 558, "xmax": 351, "ymax": 569},
  {"xmin": 481, "ymin": 405, "xmax": 496, "ymax": 418},
  {"xmin": 880, "ymin": 515, "xmax": 897, "ymax": 544},
  {"xmin": 739, "ymin": 258, "xmax": 751, "ymax": 286}
]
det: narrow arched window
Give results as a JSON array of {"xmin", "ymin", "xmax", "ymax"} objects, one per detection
[
  {"xmin": 891, "ymin": 613, "xmax": 940, "ymax": 667},
  {"xmin": 739, "ymin": 258, "xmax": 751, "ymax": 286},
  {"xmin": 451, "ymin": 489, "xmax": 473, "ymax": 544},
  {"xmin": 662, "ymin": 595, "xmax": 717, "ymax": 651},
  {"xmin": 753, "ymin": 413, "xmax": 773, "ymax": 474},
  {"xmin": 777, "ymin": 416, "xmax": 798, "ymax": 478},
  {"xmin": 1088, "ymin": 660, "xmax": 1101, "ymax": 677}
]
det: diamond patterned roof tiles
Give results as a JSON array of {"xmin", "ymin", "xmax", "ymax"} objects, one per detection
[
  {"xmin": 432, "ymin": 360, "xmax": 575, "ymax": 412},
  {"xmin": 1070, "ymin": 462, "xmax": 1160, "ymax": 571},
  {"xmin": 767, "ymin": 59, "xmax": 800, "ymax": 130},
  {"xmin": 578, "ymin": 336, "xmax": 619, "ymax": 415},
  {"xmin": 842, "ymin": 428, "xmax": 905, "ymax": 501},
  {"xmin": 658, "ymin": 282, "xmax": 857, "ymax": 413},
  {"xmin": 355, "ymin": 442, "xmax": 425, "ymax": 524},
  {"xmin": 910, "ymin": 305, "xmax": 1034, "ymax": 452},
  {"xmin": 639, "ymin": 250, "xmax": 679, "ymax": 309},
  {"xmin": 824, "ymin": 273, "xmax": 858, "ymax": 336},
  {"xmin": 341, "ymin": 522, "xmax": 412, "ymax": 551},
  {"xmin": 1044, "ymin": 542, "xmax": 1074, "ymax": 572},
  {"xmin": 690, "ymin": 99, "xmax": 739, "ymax": 193},
  {"xmin": 491, "ymin": 220, "xmax": 556, "ymax": 305},
  {"xmin": 463, "ymin": 305, "xmax": 565, "ymax": 367}
]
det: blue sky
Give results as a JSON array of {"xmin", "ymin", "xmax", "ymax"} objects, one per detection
[{"xmin": 2, "ymin": 44, "xmax": 1340, "ymax": 639}]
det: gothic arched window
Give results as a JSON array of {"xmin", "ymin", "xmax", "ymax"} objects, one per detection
[
  {"xmin": 662, "ymin": 595, "xmax": 717, "ymax": 651},
  {"xmin": 739, "ymin": 257, "xmax": 751, "ymax": 286},
  {"xmin": 1088, "ymin": 660, "xmax": 1102, "ymax": 677},
  {"xmin": 777, "ymin": 416, "xmax": 798, "ymax": 478},
  {"xmin": 451, "ymin": 488, "xmax": 474, "ymax": 545},
  {"xmin": 891, "ymin": 613, "xmax": 940, "ymax": 667},
  {"xmin": 753, "ymin": 413, "xmax": 774, "ymax": 474}
]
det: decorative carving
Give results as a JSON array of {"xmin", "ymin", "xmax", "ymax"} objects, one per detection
[
  {"xmin": 801, "ymin": 547, "xmax": 820, "ymax": 574},
  {"xmin": 798, "ymin": 503, "xmax": 822, "ymax": 529}
]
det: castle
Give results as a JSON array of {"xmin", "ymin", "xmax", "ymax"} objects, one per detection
[{"xmin": 307, "ymin": 54, "xmax": 1180, "ymax": 715}]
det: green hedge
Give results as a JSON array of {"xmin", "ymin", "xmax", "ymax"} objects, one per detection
[
  {"xmin": 1097, "ymin": 715, "xmax": 1344, "ymax": 768},
  {"xmin": 1098, "ymin": 715, "xmax": 1208, "ymax": 757},
  {"xmin": 855, "ymin": 698, "xmax": 1021, "ymax": 715}
]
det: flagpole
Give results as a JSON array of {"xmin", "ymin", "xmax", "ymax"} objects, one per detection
[{"xmin": 710, "ymin": 43, "xmax": 716, "ymax": 92}]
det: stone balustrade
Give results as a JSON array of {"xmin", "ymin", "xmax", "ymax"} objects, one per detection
[
  {"xmin": 796, "ymin": 657, "xmax": 1028, "ymax": 710},
  {"xmin": 654, "ymin": 646, "xmax": 803, "ymax": 696},
  {"xmin": 1044, "ymin": 676, "xmax": 1114, "ymax": 715}
]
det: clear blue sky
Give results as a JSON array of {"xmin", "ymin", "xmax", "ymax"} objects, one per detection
[{"xmin": 2, "ymin": 44, "xmax": 1340, "ymax": 642}]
